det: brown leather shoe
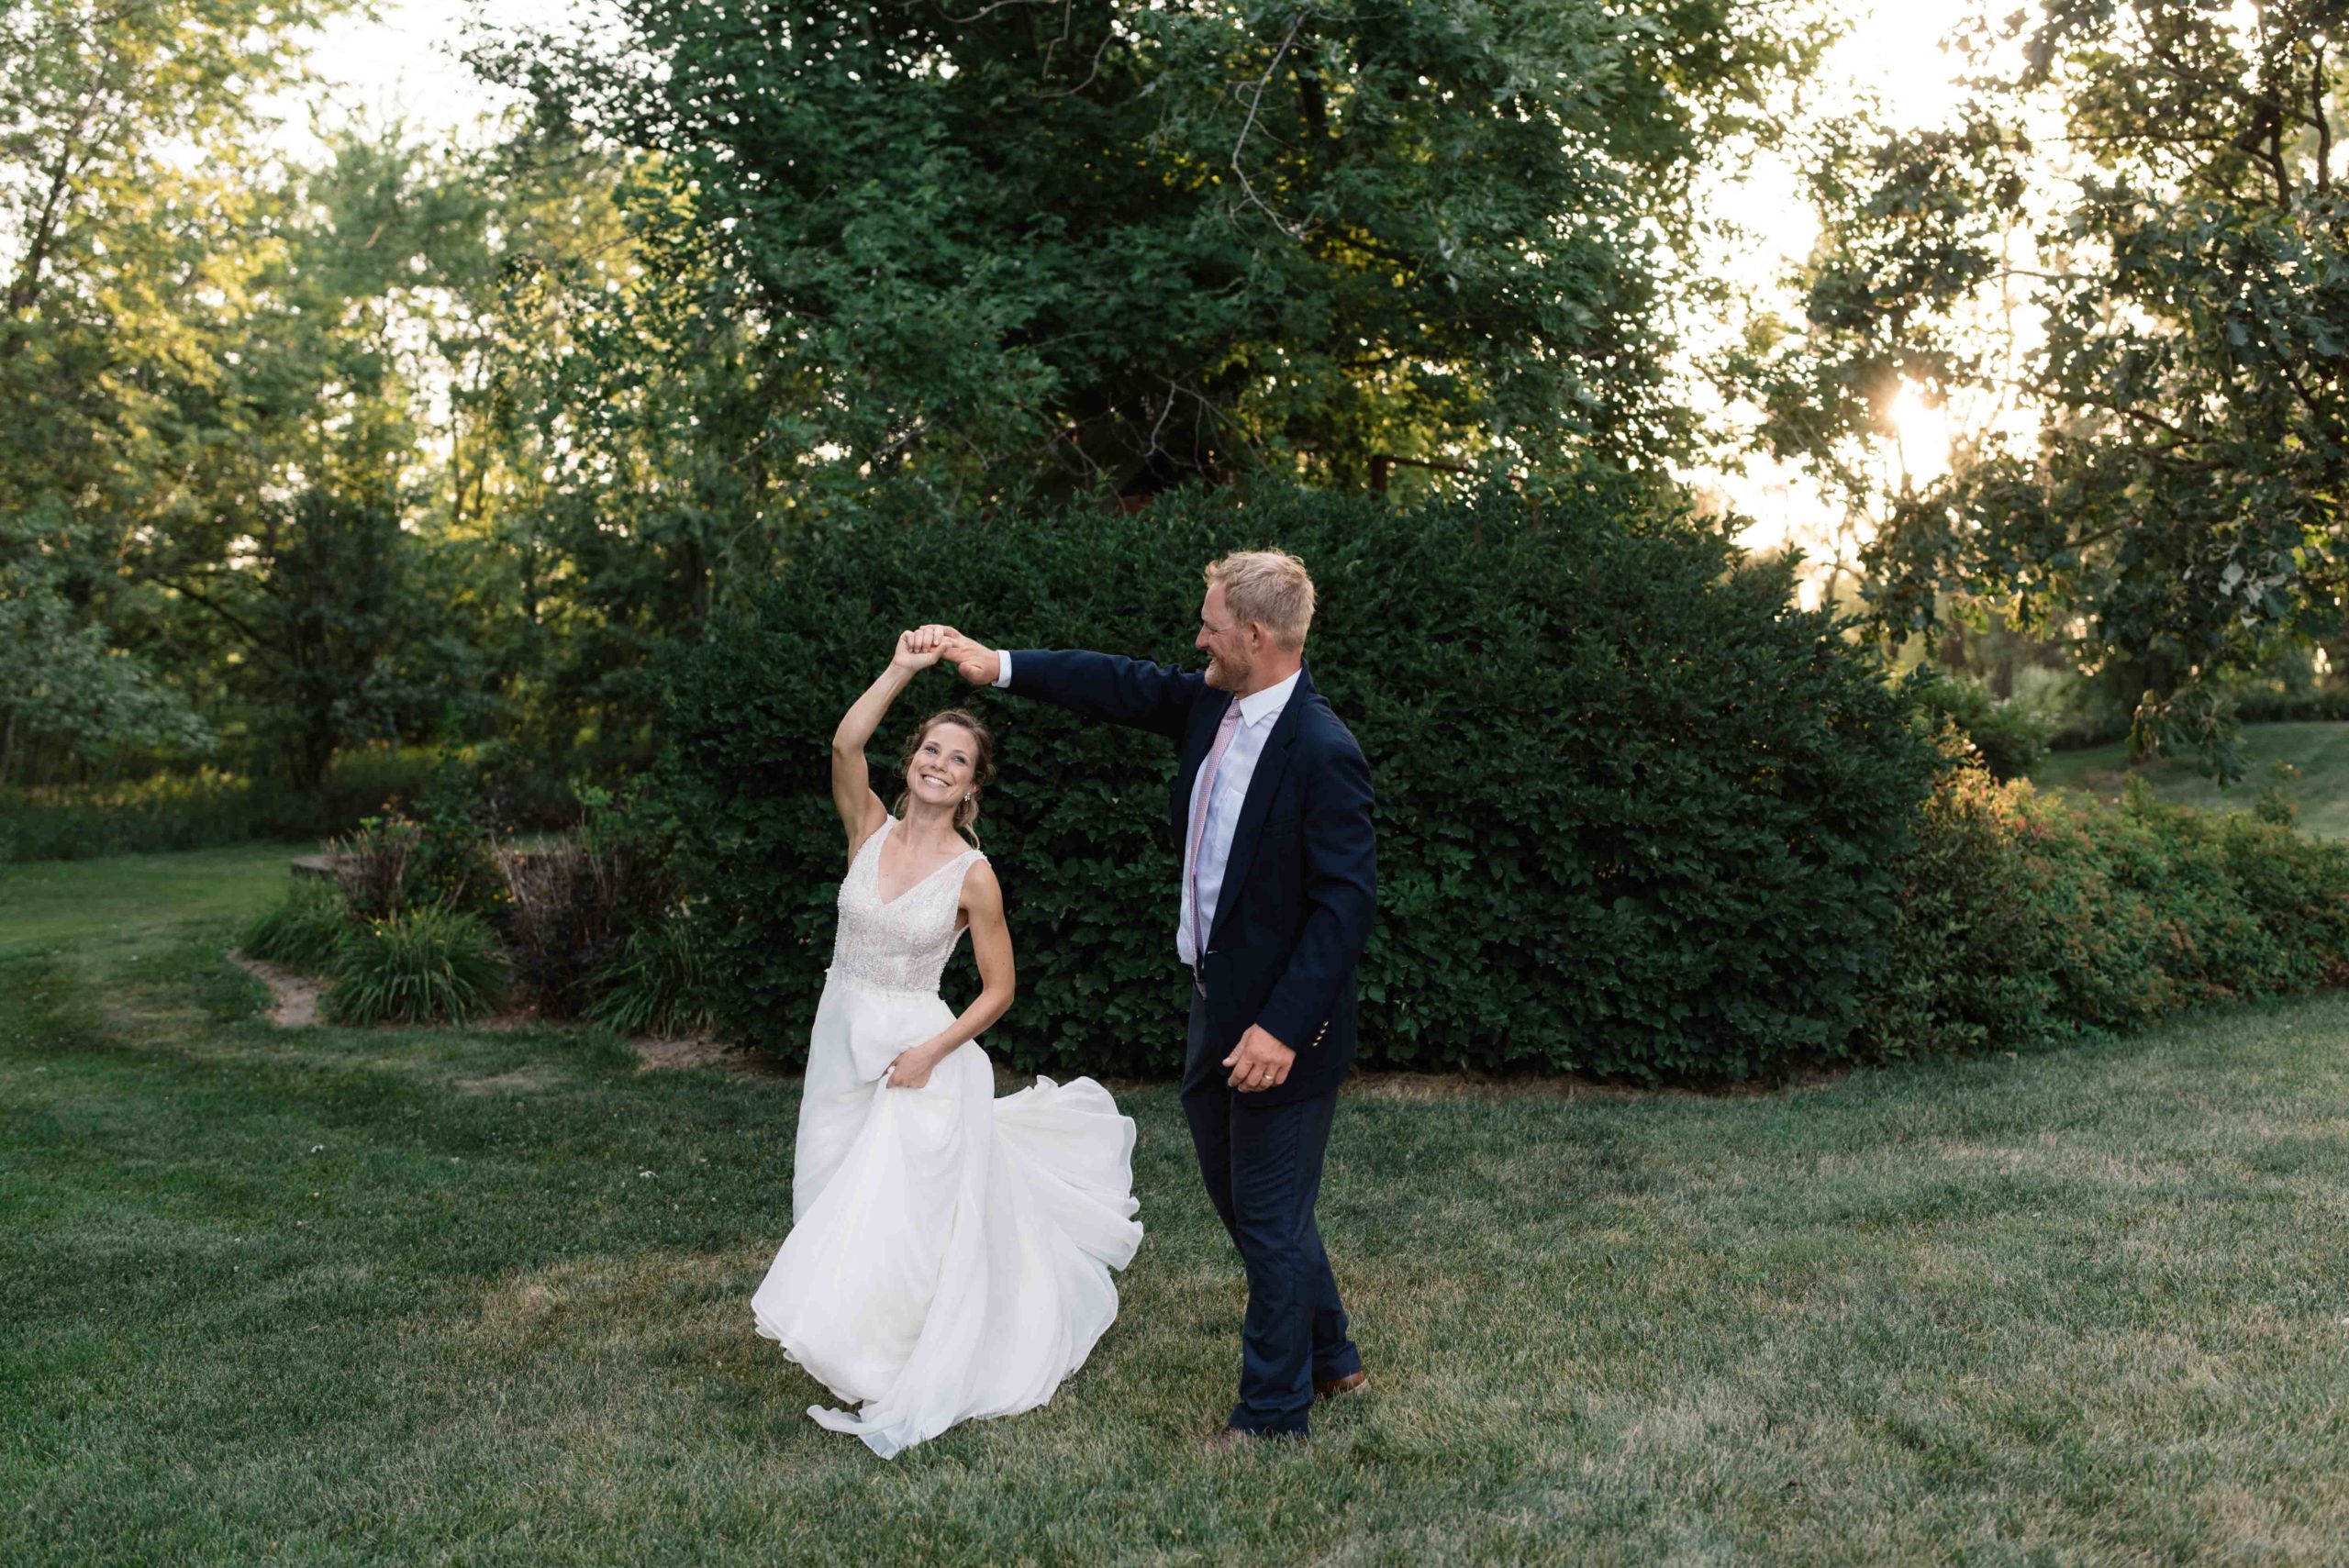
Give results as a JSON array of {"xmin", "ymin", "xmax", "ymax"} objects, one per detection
[{"xmin": 1315, "ymin": 1369, "xmax": 1369, "ymax": 1400}]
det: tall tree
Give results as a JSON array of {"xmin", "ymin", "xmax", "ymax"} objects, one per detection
[
  {"xmin": 1748, "ymin": 0, "xmax": 2349, "ymax": 773},
  {"xmin": 0, "ymin": 0, "xmax": 352, "ymax": 784},
  {"xmin": 486, "ymin": 0, "xmax": 1830, "ymax": 528},
  {"xmin": 136, "ymin": 126, "xmax": 518, "ymax": 788}
]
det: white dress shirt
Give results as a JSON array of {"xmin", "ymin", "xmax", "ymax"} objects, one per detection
[{"xmin": 995, "ymin": 651, "xmax": 1298, "ymax": 963}]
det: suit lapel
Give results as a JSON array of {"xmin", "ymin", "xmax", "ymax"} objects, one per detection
[{"xmin": 1206, "ymin": 665, "xmax": 1312, "ymax": 945}]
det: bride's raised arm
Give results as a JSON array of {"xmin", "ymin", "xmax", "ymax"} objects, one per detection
[{"xmin": 830, "ymin": 629, "xmax": 942, "ymax": 856}]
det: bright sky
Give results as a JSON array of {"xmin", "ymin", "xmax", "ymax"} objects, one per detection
[
  {"xmin": 289, "ymin": 0, "xmax": 1985, "ymax": 580},
  {"xmin": 273, "ymin": 0, "xmax": 593, "ymax": 155}
]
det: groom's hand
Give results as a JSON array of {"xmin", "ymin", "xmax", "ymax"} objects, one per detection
[
  {"xmin": 1224, "ymin": 1025, "xmax": 1295, "ymax": 1093},
  {"xmin": 933, "ymin": 629, "xmax": 999, "ymax": 687}
]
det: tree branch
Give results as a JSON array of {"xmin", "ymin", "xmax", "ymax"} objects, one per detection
[{"xmin": 1230, "ymin": 9, "xmax": 1312, "ymax": 241}]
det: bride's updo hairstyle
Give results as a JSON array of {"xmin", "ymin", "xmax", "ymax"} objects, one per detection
[{"xmin": 896, "ymin": 709, "xmax": 996, "ymax": 843}]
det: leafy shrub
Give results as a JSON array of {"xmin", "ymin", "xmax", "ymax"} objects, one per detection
[
  {"xmin": 409, "ymin": 752, "xmax": 502, "ymax": 912},
  {"xmin": 1868, "ymin": 752, "xmax": 2349, "ymax": 1057},
  {"xmin": 2232, "ymin": 684, "xmax": 2349, "ymax": 725},
  {"xmin": 1913, "ymin": 671, "xmax": 2052, "ymax": 780},
  {"xmin": 239, "ymin": 880, "xmax": 351, "ymax": 974},
  {"xmin": 0, "ymin": 743, "xmax": 596, "ymax": 864},
  {"xmin": 2047, "ymin": 669, "xmax": 2349, "ymax": 752},
  {"xmin": 324, "ymin": 906, "xmax": 508, "ymax": 1026},
  {"xmin": 0, "ymin": 749, "xmax": 446, "ymax": 863},
  {"xmin": 656, "ymin": 481, "xmax": 1939, "ymax": 1083},
  {"xmin": 2254, "ymin": 762, "xmax": 2300, "ymax": 828},
  {"xmin": 587, "ymin": 911, "xmax": 712, "ymax": 1037}
]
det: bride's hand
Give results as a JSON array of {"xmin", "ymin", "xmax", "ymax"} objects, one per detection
[
  {"xmin": 936, "ymin": 631, "xmax": 999, "ymax": 686},
  {"xmin": 891, "ymin": 628, "xmax": 945, "ymax": 672},
  {"xmin": 885, "ymin": 1045, "xmax": 939, "ymax": 1089}
]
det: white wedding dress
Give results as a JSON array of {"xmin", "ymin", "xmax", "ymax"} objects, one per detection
[{"xmin": 751, "ymin": 816, "xmax": 1143, "ymax": 1457}]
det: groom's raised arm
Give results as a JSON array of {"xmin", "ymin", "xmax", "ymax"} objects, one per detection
[
  {"xmin": 1256, "ymin": 733, "xmax": 1378, "ymax": 1053},
  {"xmin": 972, "ymin": 645, "xmax": 1205, "ymax": 742}
]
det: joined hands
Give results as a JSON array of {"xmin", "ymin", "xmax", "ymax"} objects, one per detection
[{"xmin": 898, "ymin": 625, "xmax": 997, "ymax": 686}]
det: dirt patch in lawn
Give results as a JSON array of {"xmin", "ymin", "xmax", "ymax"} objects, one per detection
[
  {"xmin": 629, "ymin": 1032, "xmax": 790, "ymax": 1076},
  {"xmin": 453, "ymin": 1065, "xmax": 575, "ymax": 1095},
  {"xmin": 233, "ymin": 955, "xmax": 323, "ymax": 1028}
]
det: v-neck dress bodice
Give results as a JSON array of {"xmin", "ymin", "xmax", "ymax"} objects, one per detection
[
  {"xmin": 751, "ymin": 815, "xmax": 1142, "ymax": 1459},
  {"xmin": 830, "ymin": 816, "xmax": 985, "ymax": 995}
]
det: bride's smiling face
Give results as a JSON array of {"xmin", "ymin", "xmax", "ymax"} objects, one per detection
[{"xmin": 905, "ymin": 722, "xmax": 980, "ymax": 808}]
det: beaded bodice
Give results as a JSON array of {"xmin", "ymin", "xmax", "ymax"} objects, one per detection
[{"xmin": 829, "ymin": 817, "xmax": 985, "ymax": 995}]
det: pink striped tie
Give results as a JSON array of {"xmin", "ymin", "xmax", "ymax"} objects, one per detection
[{"xmin": 1186, "ymin": 701, "xmax": 1243, "ymax": 956}]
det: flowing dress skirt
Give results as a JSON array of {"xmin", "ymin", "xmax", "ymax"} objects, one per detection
[{"xmin": 751, "ymin": 967, "xmax": 1143, "ymax": 1457}]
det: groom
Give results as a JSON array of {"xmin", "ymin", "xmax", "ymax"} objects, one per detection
[{"xmin": 934, "ymin": 549, "xmax": 1376, "ymax": 1444}]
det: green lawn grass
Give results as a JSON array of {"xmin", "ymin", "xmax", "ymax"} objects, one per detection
[
  {"xmin": 7, "ymin": 845, "xmax": 2349, "ymax": 1565},
  {"xmin": 2033, "ymin": 720, "xmax": 2349, "ymax": 840}
]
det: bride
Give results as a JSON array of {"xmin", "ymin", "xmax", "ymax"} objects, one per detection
[{"xmin": 751, "ymin": 626, "xmax": 1144, "ymax": 1457}]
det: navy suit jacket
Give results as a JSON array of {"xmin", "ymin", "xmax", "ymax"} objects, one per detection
[{"xmin": 1007, "ymin": 651, "xmax": 1377, "ymax": 1104}]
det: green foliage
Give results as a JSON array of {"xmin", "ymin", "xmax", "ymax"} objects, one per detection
[
  {"xmin": 657, "ymin": 483, "xmax": 1937, "ymax": 1084},
  {"xmin": 407, "ymin": 751, "xmax": 503, "ymax": 913},
  {"xmin": 2233, "ymin": 684, "xmax": 2349, "ymax": 726},
  {"xmin": 0, "ymin": 550, "xmax": 214, "ymax": 784},
  {"xmin": 586, "ymin": 912, "xmax": 712, "ymax": 1038},
  {"xmin": 0, "ymin": 747, "xmax": 450, "ymax": 863},
  {"xmin": 1912, "ymin": 671, "xmax": 2052, "ymax": 781},
  {"xmin": 323, "ymin": 905, "xmax": 507, "ymax": 1026},
  {"xmin": 239, "ymin": 881, "xmax": 351, "ymax": 975},
  {"xmin": 2256, "ymin": 763, "xmax": 2302, "ymax": 828},
  {"xmin": 1748, "ymin": 3, "xmax": 2349, "ymax": 762},
  {"xmin": 485, "ymin": 0, "xmax": 1829, "ymax": 519},
  {"xmin": 1871, "ymin": 755, "xmax": 2349, "ymax": 1058},
  {"xmin": 1, "ymin": 1, "xmax": 362, "ymax": 787}
]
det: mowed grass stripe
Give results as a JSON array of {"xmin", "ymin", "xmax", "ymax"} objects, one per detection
[{"xmin": 3, "ymin": 845, "xmax": 2347, "ymax": 1565}]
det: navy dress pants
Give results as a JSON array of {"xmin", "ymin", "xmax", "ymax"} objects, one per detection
[{"xmin": 1183, "ymin": 993, "xmax": 1360, "ymax": 1436}]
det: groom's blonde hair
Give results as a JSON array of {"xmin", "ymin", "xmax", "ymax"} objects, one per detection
[{"xmin": 1206, "ymin": 550, "xmax": 1316, "ymax": 649}]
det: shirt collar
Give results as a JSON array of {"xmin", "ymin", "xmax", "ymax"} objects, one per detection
[{"xmin": 1234, "ymin": 668, "xmax": 1301, "ymax": 728}]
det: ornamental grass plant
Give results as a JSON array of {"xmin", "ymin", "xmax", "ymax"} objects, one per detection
[
  {"xmin": 237, "ymin": 880, "xmax": 350, "ymax": 975},
  {"xmin": 323, "ymin": 905, "xmax": 507, "ymax": 1026}
]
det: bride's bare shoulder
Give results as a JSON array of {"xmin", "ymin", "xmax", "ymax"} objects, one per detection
[
  {"xmin": 959, "ymin": 854, "xmax": 1003, "ymax": 904},
  {"xmin": 844, "ymin": 807, "xmax": 892, "ymax": 866}
]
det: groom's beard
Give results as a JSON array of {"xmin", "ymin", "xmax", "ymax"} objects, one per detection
[{"xmin": 1205, "ymin": 651, "xmax": 1250, "ymax": 692}]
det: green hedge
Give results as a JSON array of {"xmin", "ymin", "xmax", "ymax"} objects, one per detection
[
  {"xmin": 0, "ymin": 752, "xmax": 433, "ymax": 862},
  {"xmin": 656, "ymin": 484, "xmax": 1938, "ymax": 1083},
  {"xmin": 1873, "ymin": 755, "xmax": 2349, "ymax": 1056},
  {"xmin": 0, "ymin": 742, "xmax": 582, "ymax": 863},
  {"xmin": 1912, "ymin": 671, "xmax": 2053, "ymax": 781},
  {"xmin": 2234, "ymin": 685, "xmax": 2349, "ymax": 725}
]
